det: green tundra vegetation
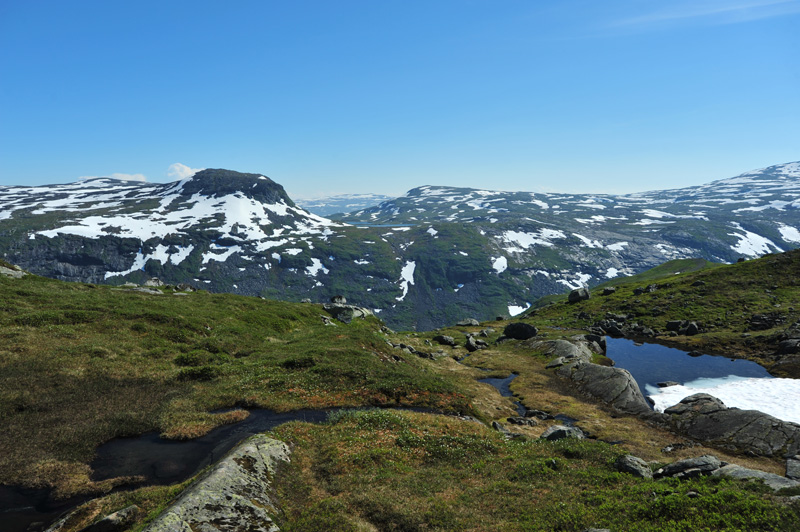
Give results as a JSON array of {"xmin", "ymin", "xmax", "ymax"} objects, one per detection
[{"xmin": 1, "ymin": 254, "xmax": 799, "ymax": 531}]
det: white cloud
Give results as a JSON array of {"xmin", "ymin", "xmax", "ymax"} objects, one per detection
[
  {"xmin": 78, "ymin": 172, "xmax": 147, "ymax": 182},
  {"xmin": 168, "ymin": 163, "xmax": 205, "ymax": 180}
]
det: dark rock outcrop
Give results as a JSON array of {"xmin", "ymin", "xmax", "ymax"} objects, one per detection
[
  {"xmin": 663, "ymin": 394, "xmax": 800, "ymax": 457},
  {"xmin": 654, "ymin": 455, "xmax": 721, "ymax": 479},
  {"xmin": 503, "ymin": 322, "xmax": 539, "ymax": 340}
]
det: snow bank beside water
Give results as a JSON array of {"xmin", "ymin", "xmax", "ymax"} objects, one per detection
[{"xmin": 646, "ymin": 376, "xmax": 800, "ymax": 424}]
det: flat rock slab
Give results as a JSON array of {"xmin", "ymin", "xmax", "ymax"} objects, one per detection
[
  {"xmin": 144, "ymin": 434, "xmax": 290, "ymax": 532},
  {"xmin": 712, "ymin": 464, "xmax": 800, "ymax": 491},
  {"xmin": 664, "ymin": 394, "xmax": 800, "ymax": 457}
]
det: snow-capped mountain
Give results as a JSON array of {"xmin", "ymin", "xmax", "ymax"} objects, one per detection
[{"xmin": 1, "ymin": 163, "xmax": 799, "ymax": 330}]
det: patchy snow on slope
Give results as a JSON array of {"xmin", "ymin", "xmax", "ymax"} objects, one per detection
[
  {"xmin": 202, "ymin": 244, "xmax": 242, "ymax": 264},
  {"xmin": 396, "ymin": 261, "xmax": 416, "ymax": 301},
  {"xmin": 508, "ymin": 303, "xmax": 531, "ymax": 317},
  {"xmin": 605, "ymin": 267, "xmax": 620, "ymax": 278},
  {"xmin": 606, "ymin": 241, "xmax": 628, "ymax": 251},
  {"xmin": 556, "ymin": 272, "xmax": 592, "ymax": 290},
  {"xmin": 573, "ymin": 233, "xmax": 602, "ymax": 248},
  {"xmin": 491, "ymin": 256, "xmax": 508, "ymax": 274},
  {"xmin": 500, "ymin": 228, "xmax": 567, "ymax": 253},
  {"xmin": 778, "ymin": 224, "xmax": 800, "ymax": 243},
  {"xmin": 728, "ymin": 223, "xmax": 782, "ymax": 257},
  {"xmin": 426, "ymin": 227, "xmax": 438, "ymax": 236},
  {"xmin": 306, "ymin": 258, "xmax": 329, "ymax": 277}
]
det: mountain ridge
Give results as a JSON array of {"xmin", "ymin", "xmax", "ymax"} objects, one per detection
[{"xmin": 2, "ymin": 162, "xmax": 799, "ymax": 330}]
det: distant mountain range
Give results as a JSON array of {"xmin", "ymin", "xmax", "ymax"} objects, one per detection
[
  {"xmin": 1, "ymin": 162, "xmax": 799, "ymax": 330},
  {"xmin": 295, "ymin": 193, "xmax": 395, "ymax": 216}
]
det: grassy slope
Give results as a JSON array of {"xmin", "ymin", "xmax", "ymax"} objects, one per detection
[
  {"xmin": 3, "ymin": 262, "xmax": 800, "ymax": 531},
  {"xmin": 527, "ymin": 251, "xmax": 800, "ymax": 376},
  {"xmin": 0, "ymin": 273, "xmax": 471, "ymax": 496}
]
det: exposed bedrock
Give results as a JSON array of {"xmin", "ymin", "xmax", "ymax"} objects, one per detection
[
  {"xmin": 144, "ymin": 434, "xmax": 290, "ymax": 532},
  {"xmin": 663, "ymin": 393, "xmax": 800, "ymax": 458}
]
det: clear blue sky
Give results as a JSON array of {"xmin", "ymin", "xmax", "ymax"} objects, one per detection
[{"xmin": 1, "ymin": 0, "xmax": 798, "ymax": 198}]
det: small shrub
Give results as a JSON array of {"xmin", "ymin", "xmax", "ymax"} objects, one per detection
[{"xmin": 177, "ymin": 366, "xmax": 217, "ymax": 381}]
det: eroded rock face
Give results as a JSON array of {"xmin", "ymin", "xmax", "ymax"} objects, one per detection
[
  {"xmin": 664, "ymin": 394, "xmax": 800, "ymax": 457},
  {"xmin": 144, "ymin": 434, "xmax": 290, "ymax": 532}
]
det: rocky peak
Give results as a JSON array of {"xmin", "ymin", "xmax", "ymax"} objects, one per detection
[{"xmin": 178, "ymin": 168, "xmax": 296, "ymax": 207}]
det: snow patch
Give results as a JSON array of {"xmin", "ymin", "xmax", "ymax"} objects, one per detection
[
  {"xmin": 491, "ymin": 256, "xmax": 508, "ymax": 274},
  {"xmin": 396, "ymin": 261, "xmax": 416, "ymax": 301}
]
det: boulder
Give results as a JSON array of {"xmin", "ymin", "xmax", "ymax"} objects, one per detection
[
  {"xmin": 540, "ymin": 425, "xmax": 585, "ymax": 441},
  {"xmin": 457, "ymin": 318, "xmax": 480, "ymax": 327},
  {"xmin": 615, "ymin": 454, "xmax": 653, "ymax": 479},
  {"xmin": 143, "ymin": 434, "xmax": 289, "ymax": 532},
  {"xmin": 322, "ymin": 303, "xmax": 373, "ymax": 324},
  {"xmin": 657, "ymin": 381, "xmax": 680, "ymax": 388},
  {"xmin": 786, "ymin": 456, "xmax": 800, "ymax": 480},
  {"xmin": 492, "ymin": 421, "xmax": 523, "ymax": 439},
  {"xmin": 655, "ymin": 455, "xmax": 721, "ymax": 478},
  {"xmin": 503, "ymin": 322, "xmax": 539, "ymax": 340},
  {"xmin": 465, "ymin": 336, "xmax": 479, "ymax": 352},
  {"xmin": 330, "ymin": 295, "xmax": 347, "ymax": 304},
  {"xmin": 556, "ymin": 359, "xmax": 651, "ymax": 415},
  {"xmin": 78, "ymin": 505, "xmax": 140, "ymax": 532},
  {"xmin": 432, "ymin": 335, "xmax": 456, "ymax": 346},
  {"xmin": 568, "ymin": 287, "xmax": 590, "ymax": 303},
  {"xmin": 601, "ymin": 287, "xmax": 616, "ymax": 296},
  {"xmin": 0, "ymin": 264, "xmax": 27, "ymax": 278},
  {"xmin": 712, "ymin": 464, "xmax": 800, "ymax": 491},
  {"xmin": 664, "ymin": 394, "xmax": 800, "ymax": 457}
]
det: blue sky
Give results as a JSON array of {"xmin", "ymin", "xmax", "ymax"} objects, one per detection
[{"xmin": 1, "ymin": 0, "xmax": 798, "ymax": 198}]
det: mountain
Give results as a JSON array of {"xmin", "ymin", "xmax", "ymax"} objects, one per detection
[
  {"xmin": 295, "ymin": 192, "xmax": 395, "ymax": 216},
  {"xmin": 2, "ymin": 163, "xmax": 800, "ymax": 330}
]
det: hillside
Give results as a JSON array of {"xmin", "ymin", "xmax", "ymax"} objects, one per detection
[
  {"xmin": 3, "ymin": 266, "xmax": 799, "ymax": 531},
  {"xmin": 2, "ymin": 162, "xmax": 800, "ymax": 331}
]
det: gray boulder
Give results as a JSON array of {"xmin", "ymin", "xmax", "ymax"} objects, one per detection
[
  {"xmin": 465, "ymin": 336, "xmax": 479, "ymax": 352},
  {"xmin": 323, "ymin": 303, "xmax": 373, "ymax": 324},
  {"xmin": 432, "ymin": 335, "xmax": 456, "ymax": 346},
  {"xmin": 787, "ymin": 456, "xmax": 800, "ymax": 480},
  {"xmin": 712, "ymin": 464, "xmax": 800, "ymax": 491},
  {"xmin": 503, "ymin": 322, "xmax": 539, "ymax": 340},
  {"xmin": 655, "ymin": 455, "xmax": 721, "ymax": 478},
  {"xmin": 457, "ymin": 318, "xmax": 480, "ymax": 326},
  {"xmin": 0, "ymin": 264, "xmax": 27, "ymax": 278},
  {"xmin": 144, "ymin": 434, "xmax": 290, "ymax": 532},
  {"xmin": 568, "ymin": 287, "xmax": 590, "ymax": 303},
  {"xmin": 540, "ymin": 425, "xmax": 585, "ymax": 441},
  {"xmin": 615, "ymin": 454, "xmax": 653, "ymax": 479},
  {"xmin": 556, "ymin": 359, "xmax": 651, "ymax": 415},
  {"xmin": 664, "ymin": 394, "xmax": 800, "ymax": 457}
]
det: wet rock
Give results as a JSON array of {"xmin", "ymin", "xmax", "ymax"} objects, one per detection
[
  {"xmin": 507, "ymin": 416, "xmax": 538, "ymax": 426},
  {"xmin": 568, "ymin": 287, "xmax": 590, "ymax": 303},
  {"xmin": 524, "ymin": 409, "xmax": 555, "ymax": 420},
  {"xmin": 655, "ymin": 455, "xmax": 721, "ymax": 479},
  {"xmin": 503, "ymin": 322, "xmax": 539, "ymax": 340},
  {"xmin": 712, "ymin": 464, "xmax": 800, "ymax": 491},
  {"xmin": 657, "ymin": 381, "xmax": 680, "ymax": 388},
  {"xmin": 615, "ymin": 454, "xmax": 653, "ymax": 479},
  {"xmin": 540, "ymin": 425, "xmax": 585, "ymax": 441},
  {"xmin": 664, "ymin": 394, "xmax": 800, "ymax": 457},
  {"xmin": 144, "ymin": 434, "xmax": 289, "ymax": 532}
]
